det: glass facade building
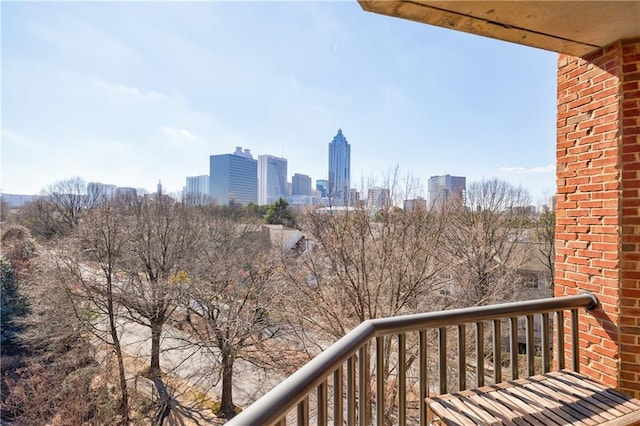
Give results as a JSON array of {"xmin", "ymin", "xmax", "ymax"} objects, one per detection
[
  {"xmin": 258, "ymin": 155, "xmax": 288, "ymax": 205},
  {"xmin": 185, "ymin": 175, "xmax": 209, "ymax": 204},
  {"xmin": 316, "ymin": 179, "xmax": 328, "ymax": 198},
  {"xmin": 328, "ymin": 129, "xmax": 351, "ymax": 206},
  {"xmin": 209, "ymin": 148, "xmax": 258, "ymax": 206},
  {"xmin": 291, "ymin": 173, "xmax": 312, "ymax": 196},
  {"xmin": 428, "ymin": 174, "xmax": 466, "ymax": 210}
]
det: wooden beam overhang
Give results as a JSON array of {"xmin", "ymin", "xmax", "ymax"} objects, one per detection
[{"xmin": 358, "ymin": 1, "xmax": 640, "ymax": 56}]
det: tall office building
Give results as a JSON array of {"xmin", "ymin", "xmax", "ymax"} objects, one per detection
[
  {"xmin": 428, "ymin": 174, "xmax": 466, "ymax": 210},
  {"xmin": 209, "ymin": 147, "xmax": 258, "ymax": 206},
  {"xmin": 328, "ymin": 129, "xmax": 351, "ymax": 205},
  {"xmin": 292, "ymin": 173, "xmax": 312, "ymax": 196},
  {"xmin": 185, "ymin": 175, "xmax": 209, "ymax": 204},
  {"xmin": 258, "ymin": 155, "xmax": 288, "ymax": 205}
]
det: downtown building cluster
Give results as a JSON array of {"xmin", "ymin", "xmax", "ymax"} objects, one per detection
[
  {"xmin": 1, "ymin": 129, "xmax": 471, "ymax": 212},
  {"xmin": 183, "ymin": 128, "xmax": 470, "ymax": 212},
  {"xmin": 185, "ymin": 129, "xmax": 354, "ymax": 208}
]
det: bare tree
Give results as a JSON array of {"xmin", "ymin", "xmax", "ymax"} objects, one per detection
[
  {"xmin": 16, "ymin": 197, "xmax": 64, "ymax": 240},
  {"xmin": 186, "ymin": 214, "xmax": 283, "ymax": 418},
  {"xmin": 535, "ymin": 210, "xmax": 555, "ymax": 286},
  {"xmin": 1, "ymin": 225, "xmax": 39, "ymax": 268},
  {"xmin": 46, "ymin": 176, "xmax": 99, "ymax": 229},
  {"xmin": 16, "ymin": 177, "xmax": 99, "ymax": 240},
  {"xmin": 283, "ymin": 173, "xmax": 448, "ymax": 424},
  {"xmin": 0, "ymin": 197, "xmax": 13, "ymax": 223},
  {"xmin": 117, "ymin": 195, "xmax": 197, "ymax": 378},
  {"xmin": 58, "ymin": 198, "xmax": 131, "ymax": 424},
  {"xmin": 1, "ymin": 250, "xmax": 120, "ymax": 425},
  {"xmin": 442, "ymin": 178, "xmax": 532, "ymax": 306},
  {"xmin": 288, "ymin": 169, "xmax": 446, "ymax": 337}
]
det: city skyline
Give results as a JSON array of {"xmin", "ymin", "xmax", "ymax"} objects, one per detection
[
  {"xmin": 1, "ymin": 127, "xmax": 549, "ymax": 206},
  {"xmin": 2, "ymin": 2, "xmax": 557, "ymax": 202}
]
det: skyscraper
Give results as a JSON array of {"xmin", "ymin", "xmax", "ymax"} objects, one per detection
[
  {"xmin": 291, "ymin": 173, "xmax": 312, "ymax": 196},
  {"xmin": 185, "ymin": 175, "xmax": 209, "ymax": 204},
  {"xmin": 209, "ymin": 147, "xmax": 258, "ymax": 206},
  {"xmin": 428, "ymin": 174, "xmax": 466, "ymax": 210},
  {"xmin": 328, "ymin": 129, "xmax": 351, "ymax": 205},
  {"xmin": 258, "ymin": 155, "xmax": 288, "ymax": 205}
]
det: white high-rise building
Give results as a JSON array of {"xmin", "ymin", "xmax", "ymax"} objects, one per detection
[{"xmin": 258, "ymin": 155, "xmax": 288, "ymax": 206}]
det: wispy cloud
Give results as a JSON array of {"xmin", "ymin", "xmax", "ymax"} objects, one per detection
[
  {"xmin": 500, "ymin": 164, "xmax": 555, "ymax": 174},
  {"xmin": 159, "ymin": 126, "xmax": 204, "ymax": 146},
  {"xmin": 94, "ymin": 80, "xmax": 168, "ymax": 102}
]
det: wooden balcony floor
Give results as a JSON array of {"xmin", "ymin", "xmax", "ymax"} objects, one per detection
[{"xmin": 427, "ymin": 370, "xmax": 640, "ymax": 426}]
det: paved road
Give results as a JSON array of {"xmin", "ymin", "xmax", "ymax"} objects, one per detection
[{"xmin": 115, "ymin": 318, "xmax": 285, "ymax": 413}]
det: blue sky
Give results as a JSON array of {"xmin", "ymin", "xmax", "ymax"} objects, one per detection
[{"xmin": 2, "ymin": 1, "xmax": 557, "ymax": 202}]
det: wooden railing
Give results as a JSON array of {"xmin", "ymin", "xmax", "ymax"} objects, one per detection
[{"xmin": 228, "ymin": 292, "xmax": 598, "ymax": 426}]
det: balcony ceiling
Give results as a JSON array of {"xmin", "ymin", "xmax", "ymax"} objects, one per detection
[{"xmin": 358, "ymin": 1, "xmax": 640, "ymax": 57}]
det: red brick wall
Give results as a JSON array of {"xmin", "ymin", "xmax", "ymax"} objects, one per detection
[
  {"xmin": 619, "ymin": 39, "xmax": 640, "ymax": 397},
  {"xmin": 556, "ymin": 39, "xmax": 640, "ymax": 397}
]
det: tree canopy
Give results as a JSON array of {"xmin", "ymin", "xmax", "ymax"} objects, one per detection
[{"xmin": 263, "ymin": 198, "xmax": 297, "ymax": 229}]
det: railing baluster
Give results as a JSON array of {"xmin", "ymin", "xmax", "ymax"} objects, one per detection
[
  {"xmin": 226, "ymin": 293, "xmax": 598, "ymax": 426},
  {"xmin": 493, "ymin": 320, "xmax": 501, "ymax": 383},
  {"xmin": 318, "ymin": 381, "xmax": 327, "ymax": 426},
  {"xmin": 438, "ymin": 327, "xmax": 447, "ymax": 394},
  {"xmin": 334, "ymin": 366, "xmax": 343, "ymax": 426},
  {"xmin": 297, "ymin": 396, "xmax": 309, "ymax": 426},
  {"xmin": 476, "ymin": 322, "xmax": 484, "ymax": 387},
  {"xmin": 571, "ymin": 309, "xmax": 580, "ymax": 372},
  {"xmin": 526, "ymin": 314, "xmax": 535, "ymax": 376},
  {"xmin": 510, "ymin": 316, "xmax": 518, "ymax": 380},
  {"xmin": 398, "ymin": 333, "xmax": 406, "ymax": 426},
  {"xmin": 458, "ymin": 325, "xmax": 466, "ymax": 390},
  {"xmin": 358, "ymin": 344, "xmax": 370, "ymax": 426},
  {"xmin": 556, "ymin": 310, "xmax": 565, "ymax": 370},
  {"xmin": 542, "ymin": 312, "xmax": 550, "ymax": 373},
  {"xmin": 376, "ymin": 337, "xmax": 384, "ymax": 426},
  {"xmin": 348, "ymin": 355, "xmax": 356, "ymax": 426},
  {"xmin": 419, "ymin": 330, "xmax": 427, "ymax": 426}
]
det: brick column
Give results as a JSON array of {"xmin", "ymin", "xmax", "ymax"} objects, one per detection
[{"xmin": 555, "ymin": 38, "xmax": 640, "ymax": 397}]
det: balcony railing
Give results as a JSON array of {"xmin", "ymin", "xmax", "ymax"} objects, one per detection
[{"xmin": 228, "ymin": 292, "xmax": 598, "ymax": 426}]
